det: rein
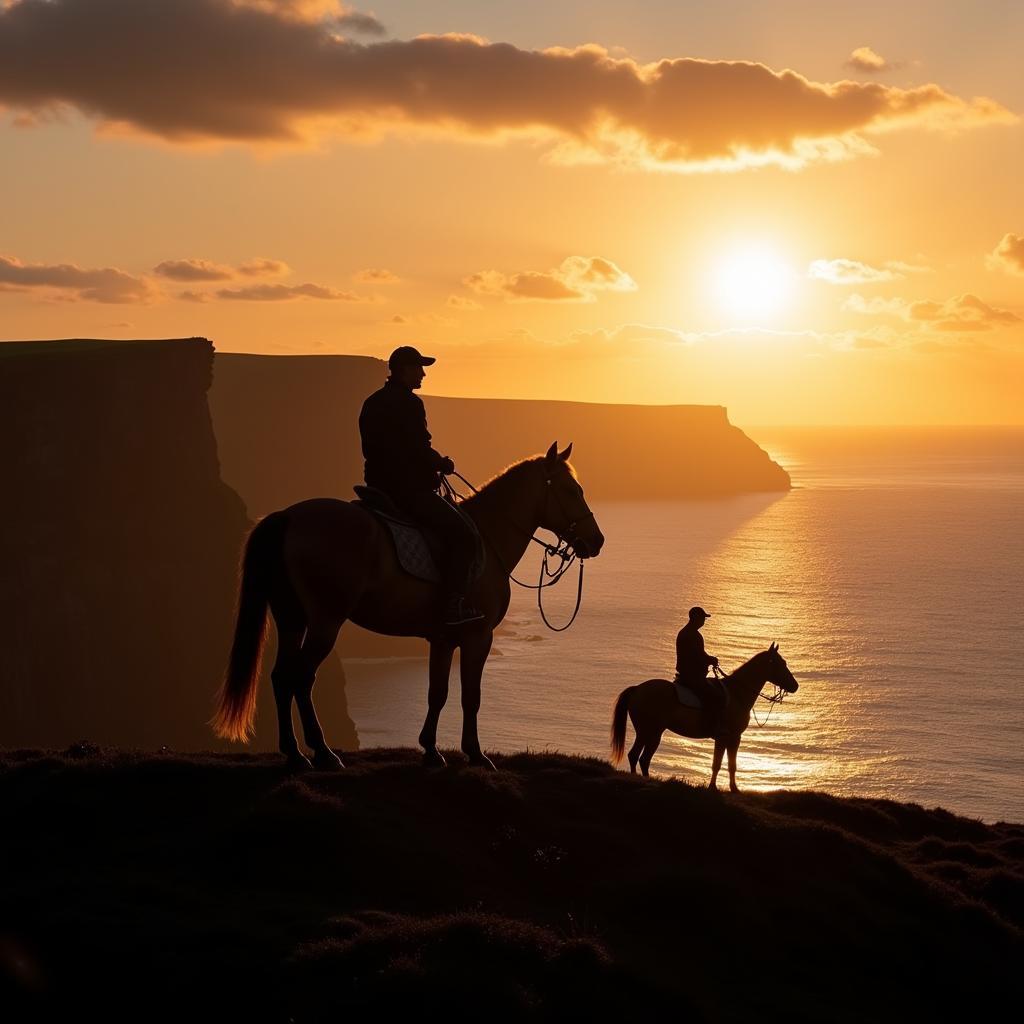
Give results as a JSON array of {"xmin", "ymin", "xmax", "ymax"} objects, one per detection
[
  {"xmin": 443, "ymin": 470, "xmax": 586, "ymax": 632},
  {"xmin": 712, "ymin": 664, "xmax": 788, "ymax": 727}
]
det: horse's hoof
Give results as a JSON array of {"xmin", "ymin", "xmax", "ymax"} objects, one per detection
[
  {"xmin": 312, "ymin": 749, "xmax": 345, "ymax": 771},
  {"xmin": 422, "ymin": 748, "xmax": 447, "ymax": 768},
  {"xmin": 286, "ymin": 753, "xmax": 313, "ymax": 771},
  {"xmin": 467, "ymin": 753, "xmax": 497, "ymax": 771}
]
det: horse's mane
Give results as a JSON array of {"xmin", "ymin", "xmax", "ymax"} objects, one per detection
[{"xmin": 461, "ymin": 454, "xmax": 577, "ymax": 508}]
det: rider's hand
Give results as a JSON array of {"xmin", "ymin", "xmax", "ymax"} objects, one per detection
[{"xmin": 439, "ymin": 456, "xmax": 456, "ymax": 475}]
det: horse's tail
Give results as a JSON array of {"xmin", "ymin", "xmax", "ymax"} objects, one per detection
[
  {"xmin": 210, "ymin": 512, "xmax": 286, "ymax": 743},
  {"xmin": 610, "ymin": 685, "xmax": 637, "ymax": 765}
]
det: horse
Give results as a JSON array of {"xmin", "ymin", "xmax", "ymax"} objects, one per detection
[
  {"xmin": 212, "ymin": 442, "xmax": 604, "ymax": 771},
  {"xmin": 609, "ymin": 644, "xmax": 798, "ymax": 790}
]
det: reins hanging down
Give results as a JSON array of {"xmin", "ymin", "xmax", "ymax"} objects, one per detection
[
  {"xmin": 712, "ymin": 663, "xmax": 788, "ymax": 727},
  {"xmin": 444, "ymin": 471, "xmax": 586, "ymax": 632}
]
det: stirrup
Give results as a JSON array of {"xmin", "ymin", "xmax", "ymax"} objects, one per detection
[{"xmin": 444, "ymin": 599, "xmax": 484, "ymax": 626}]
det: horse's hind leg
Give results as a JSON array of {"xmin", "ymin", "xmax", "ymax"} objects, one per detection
[
  {"xmin": 418, "ymin": 639, "xmax": 454, "ymax": 767},
  {"xmin": 270, "ymin": 613, "xmax": 309, "ymax": 770},
  {"xmin": 637, "ymin": 730, "xmax": 664, "ymax": 778},
  {"xmin": 294, "ymin": 618, "xmax": 344, "ymax": 770},
  {"xmin": 709, "ymin": 739, "xmax": 726, "ymax": 791},
  {"xmin": 627, "ymin": 718, "xmax": 643, "ymax": 775}
]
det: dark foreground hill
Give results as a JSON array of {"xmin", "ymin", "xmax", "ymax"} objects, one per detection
[{"xmin": 1, "ymin": 748, "xmax": 1020, "ymax": 1023}]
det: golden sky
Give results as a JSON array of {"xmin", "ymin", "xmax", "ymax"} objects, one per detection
[{"xmin": 2, "ymin": 0, "xmax": 1023, "ymax": 424}]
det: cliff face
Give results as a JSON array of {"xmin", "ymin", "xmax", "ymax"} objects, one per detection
[
  {"xmin": 211, "ymin": 353, "xmax": 788, "ymax": 508},
  {"xmin": 424, "ymin": 396, "xmax": 789, "ymax": 498},
  {"xmin": 0, "ymin": 339, "xmax": 357, "ymax": 751}
]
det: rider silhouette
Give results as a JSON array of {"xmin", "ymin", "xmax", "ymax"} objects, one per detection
[
  {"xmin": 359, "ymin": 346, "xmax": 484, "ymax": 627},
  {"xmin": 675, "ymin": 606, "xmax": 725, "ymax": 720}
]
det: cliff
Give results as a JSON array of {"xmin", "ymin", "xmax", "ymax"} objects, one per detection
[
  {"xmin": 0, "ymin": 339, "xmax": 357, "ymax": 751},
  {"xmin": 1, "ymin": 747, "xmax": 1019, "ymax": 1021},
  {"xmin": 211, "ymin": 353, "xmax": 789, "ymax": 508}
]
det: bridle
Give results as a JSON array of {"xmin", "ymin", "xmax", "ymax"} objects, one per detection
[
  {"xmin": 712, "ymin": 662, "xmax": 791, "ymax": 727},
  {"xmin": 442, "ymin": 468, "xmax": 595, "ymax": 631}
]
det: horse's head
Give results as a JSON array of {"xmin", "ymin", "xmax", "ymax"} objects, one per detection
[
  {"xmin": 761, "ymin": 642, "xmax": 798, "ymax": 692},
  {"xmin": 540, "ymin": 442, "xmax": 605, "ymax": 558}
]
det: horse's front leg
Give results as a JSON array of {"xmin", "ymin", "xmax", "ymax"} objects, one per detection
[
  {"xmin": 709, "ymin": 739, "xmax": 725, "ymax": 790},
  {"xmin": 459, "ymin": 629, "xmax": 495, "ymax": 770},
  {"xmin": 727, "ymin": 739, "xmax": 741, "ymax": 793},
  {"xmin": 418, "ymin": 639, "xmax": 454, "ymax": 767}
]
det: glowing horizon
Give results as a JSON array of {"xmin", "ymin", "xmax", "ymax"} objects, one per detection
[{"xmin": 1, "ymin": 0, "xmax": 1022, "ymax": 425}]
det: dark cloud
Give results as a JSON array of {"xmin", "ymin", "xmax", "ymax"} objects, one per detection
[
  {"xmin": 465, "ymin": 256, "xmax": 636, "ymax": 303},
  {"xmin": 215, "ymin": 281, "xmax": 365, "ymax": 300},
  {"xmin": 987, "ymin": 233, "xmax": 1024, "ymax": 275},
  {"xmin": 0, "ymin": 253, "xmax": 157, "ymax": 302},
  {"xmin": 238, "ymin": 256, "xmax": 290, "ymax": 276},
  {"xmin": 0, "ymin": 1, "xmax": 1012, "ymax": 170},
  {"xmin": 154, "ymin": 258, "xmax": 234, "ymax": 282}
]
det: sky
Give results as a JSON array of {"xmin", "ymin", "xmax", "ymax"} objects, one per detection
[{"xmin": 1, "ymin": 0, "xmax": 1023, "ymax": 424}]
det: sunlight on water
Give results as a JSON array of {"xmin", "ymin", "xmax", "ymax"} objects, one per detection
[{"xmin": 343, "ymin": 429, "xmax": 1024, "ymax": 822}]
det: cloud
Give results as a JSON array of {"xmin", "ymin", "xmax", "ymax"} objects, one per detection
[
  {"xmin": 0, "ymin": 253, "xmax": 157, "ymax": 302},
  {"xmin": 156, "ymin": 256, "xmax": 289, "ymax": 280},
  {"xmin": 355, "ymin": 267, "xmax": 400, "ymax": 283},
  {"xmin": 809, "ymin": 258, "xmax": 900, "ymax": 284},
  {"xmin": 569, "ymin": 323, "xmax": 688, "ymax": 346},
  {"xmin": 987, "ymin": 233, "xmax": 1024, "ymax": 275},
  {"xmin": 446, "ymin": 294, "xmax": 481, "ymax": 310},
  {"xmin": 0, "ymin": 2, "xmax": 1013, "ymax": 171},
  {"xmin": 465, "ymin": 256, "xmax": 636, "ymax": 302},
  {"xmin": 154, "ymin": 258, "xmax": 235, "ymax": 282},
  {"xmin": 390, "ymin": 313, "xmax": 408, "ymax": 323},
  {"xmin": 845, "ymin": 47, "xmax": 898, "ymax": 74},
  {"xmin": 179, "ymin": 289, "xmax": 211, "ymax": 302},
  {"xmin": 906, "ymin": 293, "xmax": 1021, "ymax": 331},
  {"xmin": 238, "ymin": 256, "xmax": 289, "ymax": 276},
  {"xmin": 846, "ymin": 291, "xmax": 1020, "ymax": 331},
  {"xmin": 216, "ymin": 281, "xmax": 367, "ymax": 300}
]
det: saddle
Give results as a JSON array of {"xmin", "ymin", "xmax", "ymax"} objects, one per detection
[
  {"xmin": 352, "ymin": 486, "xmax": 485, "ymax": 585},
  {"xmin": 674, "ymin": 676, "xmax": 726, "ymax": 710}
]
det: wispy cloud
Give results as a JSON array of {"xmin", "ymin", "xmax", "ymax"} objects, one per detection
[
  {"xmin": 809, "ymin": 258, "xmax": 900, "ymax": 284},
  {"xmin": 0, "ymin": 2, "xmax": 1013, "ymax": 171},
  {"xmin": 465, "ymin": 256, "xmax": 636, "ymax": 303},
  {"xmin": 215, "ymin": 281, "xmax": 368, "ymax": 300},
  {"xmin": 354, "ymin": 267, "xmax": 400, "ymax": 283}
]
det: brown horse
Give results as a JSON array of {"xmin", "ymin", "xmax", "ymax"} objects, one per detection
[
  {"xmin": 610, "ymin": 644, "xmax": 798, "ymax": 790},
  {"xmin": 212, "ymin": 443, "xmax": 604, "ymax": 770}
]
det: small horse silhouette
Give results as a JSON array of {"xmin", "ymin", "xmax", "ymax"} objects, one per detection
[
  {"xmin": 212, "ymin": 443, "xmax": 604, "ymax": 770},
  {"xmin": 610, "ymin": 644, "xmax": 798, "ymax": 790}
]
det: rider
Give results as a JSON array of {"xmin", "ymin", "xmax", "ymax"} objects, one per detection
[
  {"xmin": 674, "ymin": 606, "xmax": 725, "ymax": 722},
  {"xmin": 358, "ymin": 345, "xmax": 484, "ymax": 627}
]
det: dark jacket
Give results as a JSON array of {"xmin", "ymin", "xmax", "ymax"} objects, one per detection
[
  {"xmin": 359, "ymin": 378, "xmax": 446, "ymax": 500},
  {"xmin": 675, "ymin": 622, "xmax": 715, "ymax": 683}
]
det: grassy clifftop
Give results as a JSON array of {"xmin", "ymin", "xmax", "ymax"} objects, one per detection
[{"xmin": 1, "ymin": 747, "xmax": 1020, "ymax": 1021}]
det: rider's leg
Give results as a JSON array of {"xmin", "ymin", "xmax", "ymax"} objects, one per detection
[{"xmin": 404, "ymin": 490, "xmax": 481, "ymax": 622}]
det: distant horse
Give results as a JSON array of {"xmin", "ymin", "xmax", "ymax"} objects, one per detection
[
  {"xmin": 212, "ymin": 443, "xmax": 604, "ymax": 770},
  {"xmin": 610, "ymin": 644, "xmax": 798, "ymax": 790}
]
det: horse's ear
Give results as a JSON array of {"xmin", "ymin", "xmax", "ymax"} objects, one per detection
[
  {"xmin": 770, "ymin": 641, "xmax": 778, "ymax": 652},
  {"xmin": 545, "ymin": 442, "xmax": 558, "ymax": 466},
  {"xmin": 558, "ymin": 442, "xmax": 573, "ymax": 462}
]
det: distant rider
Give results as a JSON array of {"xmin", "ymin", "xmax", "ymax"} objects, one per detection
[
  {"xmin": 674, "ymin": 606, "xmax": 725, "ymax": 722},
  {"xmin": 358, "ymin": 346, "xmax": 484, "ymax": 627}
]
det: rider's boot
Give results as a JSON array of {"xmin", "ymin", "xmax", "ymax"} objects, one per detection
[{"xmin": 444, "ymin": 593, "xmax": 485, "ymax": 626}]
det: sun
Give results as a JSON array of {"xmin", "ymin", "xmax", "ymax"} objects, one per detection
[{"xmin": 712, "ymin": 243, "xmax": 797, "ymax": 320}]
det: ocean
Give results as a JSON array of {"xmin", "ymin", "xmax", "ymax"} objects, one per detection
[{"xmin": 342, "ymin": 427, "xmax": 1024, "ymax": 823}]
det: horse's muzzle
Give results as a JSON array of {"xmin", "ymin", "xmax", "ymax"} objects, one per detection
[{"xmin": 573, "ymin": 527, "xmax": 605, "ymax": 559}]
